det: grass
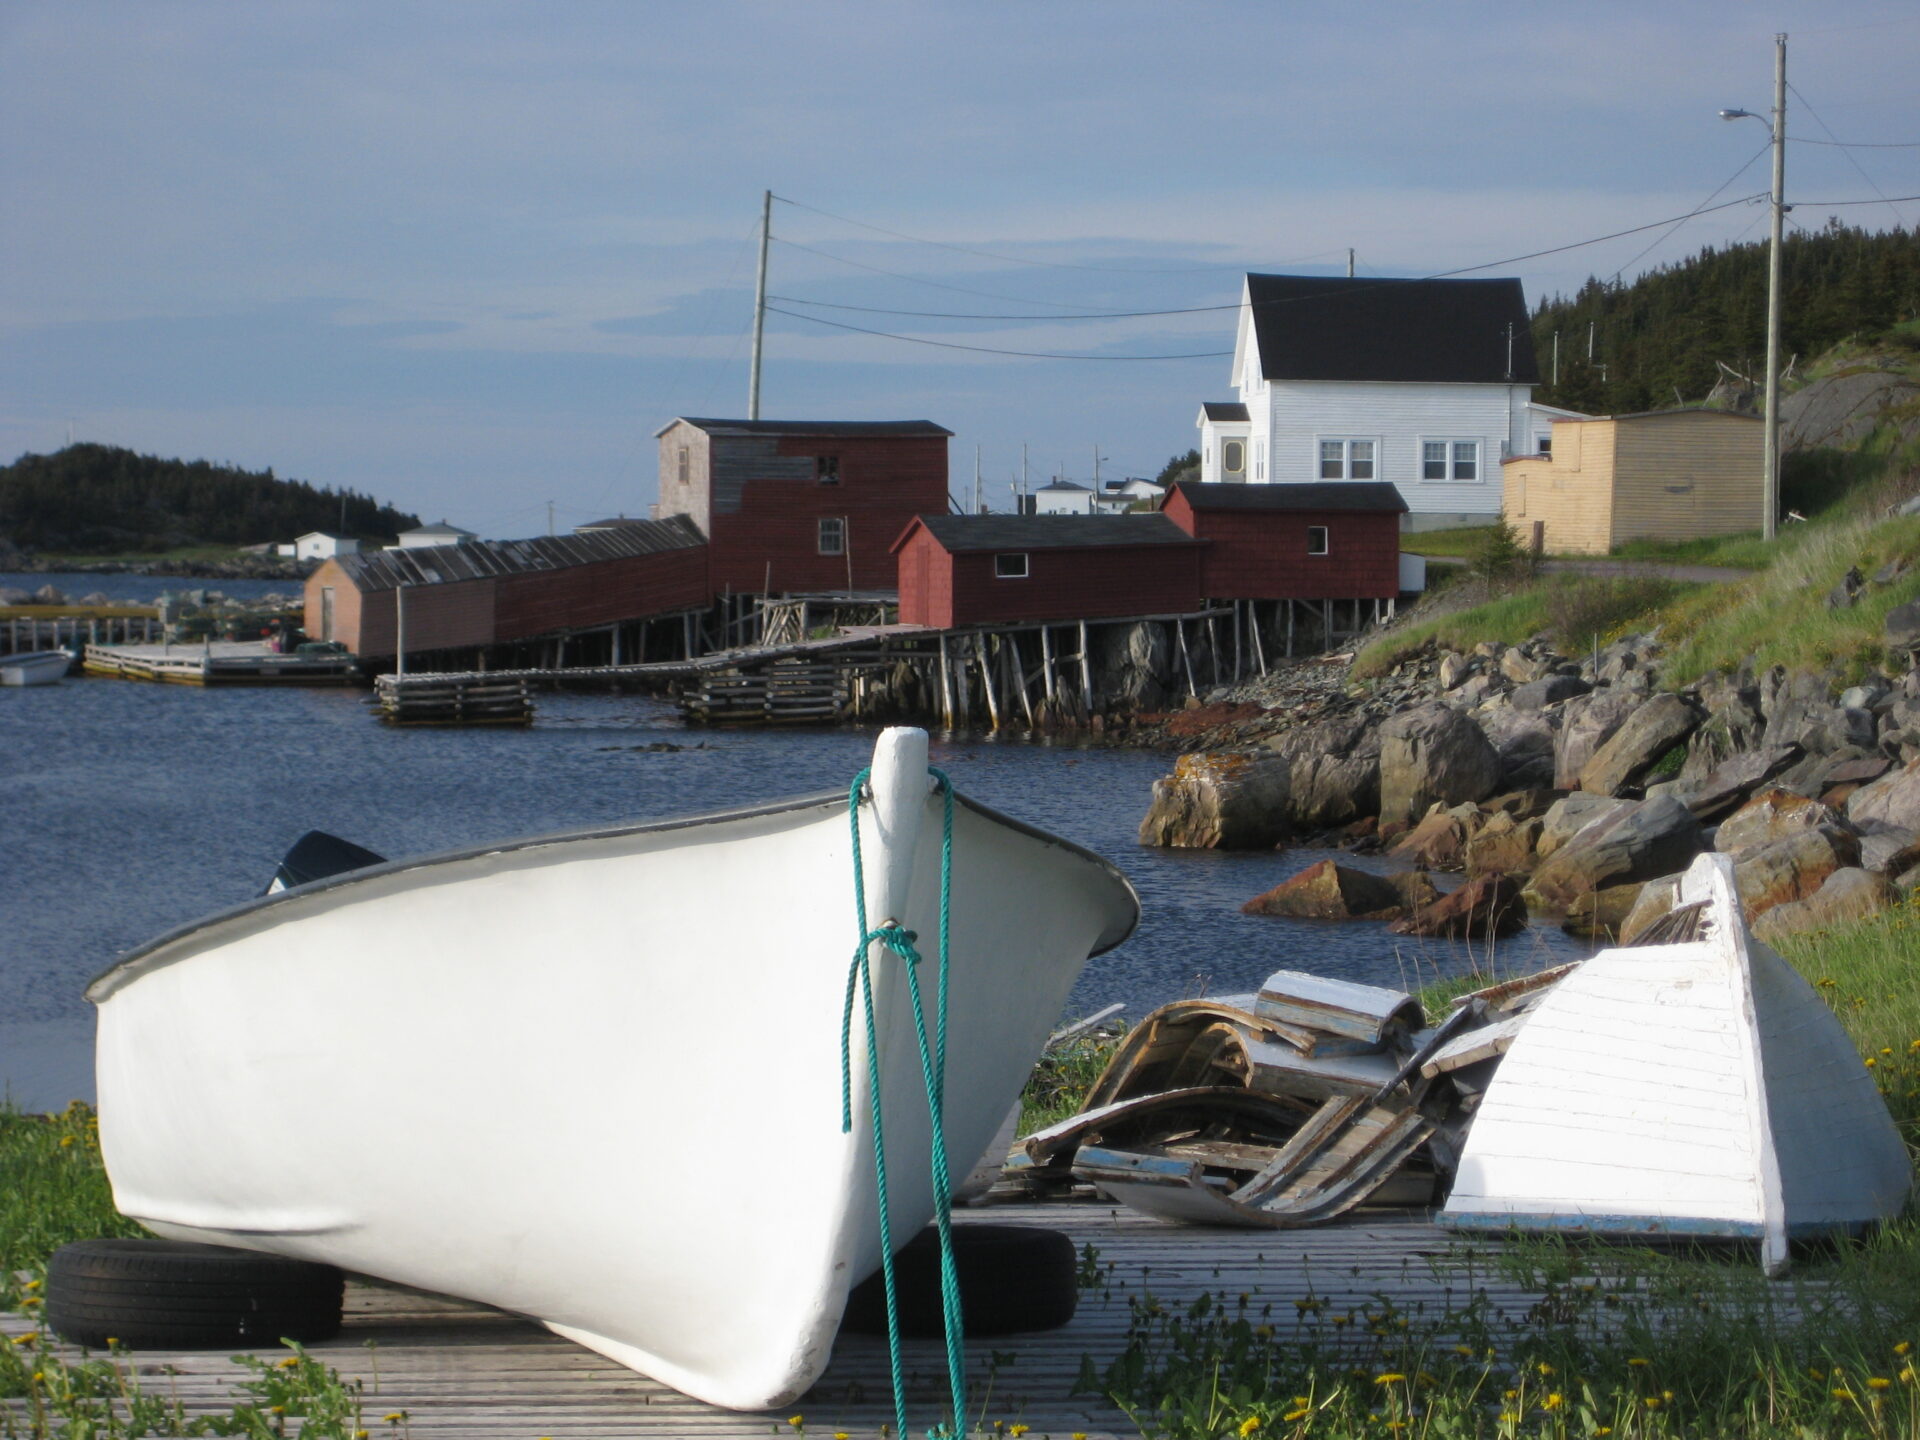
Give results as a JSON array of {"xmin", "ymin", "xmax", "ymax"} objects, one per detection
[
  {"xmin": 1019, "ymin": 1025, "xmax": 1126, "ymax": 1135},
  {"xmin": 1403, "ymin": 527, "xmax": 1502, "ymax": 560},
  {"xmin": 1605, "ymin": 531, "xmax": 1775, "ymax": 570},
  {"xmin": 1352, "ymin": 576, "xmax": 1699, "ymax": 681}
]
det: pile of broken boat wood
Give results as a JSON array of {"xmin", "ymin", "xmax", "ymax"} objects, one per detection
[{"xmin": 1010, "ymin": 961, "xmax": 1576, "ymax": 1228}]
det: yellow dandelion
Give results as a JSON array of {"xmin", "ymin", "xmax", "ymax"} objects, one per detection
[
  {"xmin": 22, "ymin": 1280, "xmax": 39, "ymax": 1291},
  {"xmin": 1833, "ymin": 1388, "xmax": 1856, "ymax": 1400},
  {"xmin": 1282, "ymin": 1410, "xmax": 1310, "ymax": 1423},
  {"xmin": 1536, "ymin": 1361, "xmax": 1554, "ymax": 1376},
  {"xmin": 58, "ymin": 1136, "xmax": 75, "ymax": 1148},
  {"xmin": 11, "ymin": 1334, "xmax": 35, "ymax": 1347},
  {"xmin": 279, "ymin": 1356, "xmax": 301, "ymax": 1369},
  {"xmin": 1896, "ymin": 1342, "xmax": 1913, "ymax": 1357},
  {"xmin": 1643, "ymin": 1397, "xmax": 1661, "ymax": 1411},
  {"xmin": 1868, "ymin": 1377, "xmax": 1892, "ymax": 1391},
  {"xmin": 788, "ymin": 1420, "xmax": 804, "ymax": 1432},
  {"xmin": 1237, "ymin": 1417, "xmax": 1261, "ymax": 1437},
  {"xmin": 1010, "ymin": 1428, "xmax": 1030, "ymax": 1438},
  {"xmin": 1627, "ymin": 1357, "xmax": 1650, "ymax": 1367},
  {"xmin": 1543, "ymin": 1393, "xmax": 1564, "ymax": 1410},
  {"xmin": 384, "ymin": 1414, "xmax": 406, "ymax": 1425},
  {"xmin": 269, "ymin": 1406, "xmax": 286, "ymax": 1416},
  {"xmin": 1373, "ymin": 1372, "xmax": 1406, "ymax": 1385},
  {"xmin": 1900, "ymin": 1366, "xmax": 1915, "ymax": 1383},
  {"xmin": 1867, "ymin": 1057, "xmax": 1878, "ymax": 1067},
  {"xmin": 1596, "ymin": 1429, "xmax": 1614, "ymax": 1437},
  {"xmin": 1503, "ymin": 1389, "xmax": 1519, "ymax": 1400},
  {"xmin": 1810, "ymin": 1368, "xmax": 1827, "ymax": 1381}
]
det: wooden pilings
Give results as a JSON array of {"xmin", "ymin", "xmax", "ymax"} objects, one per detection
[
  {"xmin": 376, "ymin": 674, "xmax": 533, "ymax": 726},
  {"xmin": 5, "ymin": 615, "xmax": 159, "ymax": 655}
]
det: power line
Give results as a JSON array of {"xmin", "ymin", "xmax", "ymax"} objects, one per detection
[
  {"xmin": 1608, "ymin": 141, "xmax": 1771, "ymax": 283},
  {"xmin": 1799, "ymin": 193, "xmax": 1920, "ymax": 205},
  {"xmin": 1792, "ymin": 136, "xmax": 1920, "ymax": 148},
  {"xmin": 760, "ymin": 304, "xmax": 1231, "ymax": 361},
  {"xmin": 1789, "ymin": 80, "xmax": 1913, "ymax": 228}
]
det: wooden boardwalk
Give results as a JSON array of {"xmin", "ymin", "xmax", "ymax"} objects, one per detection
[
  {"xmin": 83, "ymin": 640, "xmax": 360, "ymax": 685},
  {"xmin": 2, "ymin": 1204, "xmax": 1578, "ymax": 1439}
]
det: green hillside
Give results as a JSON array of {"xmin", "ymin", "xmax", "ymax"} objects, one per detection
[
  {"xmin": 0, "ymin": 444, "xmax": 419, "ymax": 555},
  {"xmin": 1531, "ymin": 221, "xmax": 1920, "ymax": 415}
]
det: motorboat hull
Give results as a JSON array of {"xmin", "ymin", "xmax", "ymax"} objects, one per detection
[
  {"xmin": 90, "ymin": 730, "xmax": 1138, "ymax": 1408},
  {"xmin": 1, "ymin": 649, "xmax": 75, "ymax": 686}
]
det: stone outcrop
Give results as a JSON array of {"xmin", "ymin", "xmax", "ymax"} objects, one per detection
[
  {"xmin": 1388, "ymin": 874, "xmax": 1528, "ymax": 939},
  {"xmin": 1465, "ymin": 812, "xmax": 1542, "ymax": 877},
  {"xmin": 1715, "ymin": 788, "xmax": 1851, "ymax": 856},
  {"xmin": 1553, "ymin": 690, "xmax": 1640, "ymax": 790},
  {"xmin": 1525, "ymin": 795, "xmax": 1707, "ymax": 914},
  {"xmin": 1752, "ymin": 867, "xmax": 1900, "ymax": 944},
  {"xmin": 1562, "ymin": 882, "xmax": 1647, "ymax": 940},
  {"xmin": 1378, "ymin": 703, "xmax": 1502, "ymax": 824},
  {"xmin": 1536, "ymin": 793, "xmax": 1631, "ymax": 862},
  {"xmin": 1241, "ymin": 860, "xmax": 1409, "ymax": 920},
  {"xmin": 1579, "ymin": 692, "xmax": 1701, "ymax": 796},
  {"xmin": 1389, "ymin": 803, "xmax": 1483, "ymax": 871},
  {"xmin": 1847, "ymin": 759, "xmax": 1920, "ymax": 835},
  {"xmin": 1678, "ymin": 744, "xmax": 1802, "ymax": 822},
  {"xmin": 1733, "ymin": 826, "xmax": 1862, "ymax": 918},
  {"xmin": 1139, "ymin": 752, "xmax": 1289, "ymax": 849},
  {"xmin": 1618, "ymin": 874, "xmax": 1682, "ymax": 944}
]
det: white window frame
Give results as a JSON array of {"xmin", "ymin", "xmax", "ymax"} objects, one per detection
[
  {"xmin": 817, "ymin": 517, "xmax": 845, "ymax": 555},
  {"xmin": 1307, "ymin": 526, "xmax": 1329, "ymax": 556},
  {"xmin": 1254, "ymin": 438, "xmax": 1266, "ymax": 481},
  {"xmin": 994, "ymin": 552, "xmax": 1029, "ymax": 579},
  {"xmin": 1317, "ymin": 437, "xmax": 1378, "ymax": 481},
  {"xmin": 1420, "ymin": 437, "xmax": 1482, "ymax": 483}
]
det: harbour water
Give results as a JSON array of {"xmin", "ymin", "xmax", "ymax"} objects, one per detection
[{"xmin": 0, "ymin": 672, "xmax": 1589, "ymax": 1111}]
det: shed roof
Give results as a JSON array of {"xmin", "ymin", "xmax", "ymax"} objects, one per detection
[
  {"xmin": 1035, "ymin": 479, "xmax": 1092, "ymax": 492},
  {"xmin": 656, "ymin": 417, "xmax": 953, "ymax": 439},
  {"xmin": 397, "ymin": 521, "xmax": 476, "ymax": 537},
  {"xmin": 1168, "ymin": 481, "xmax": 1410, "ymax": 514},
  {"xmin": 1244, "ymin": 274, "xmax": 1539, "ymax": 385},
  {"xmin": 1202, "ymin": 402, "xmax": 1251, "ymax": 422},
  {"xmin": 332, "ymin": 514, "xmax": 707, "ymax": 592},
  {"xmin": 894, "ymin": 514, "xmax": 1202, "ymax": 555}
]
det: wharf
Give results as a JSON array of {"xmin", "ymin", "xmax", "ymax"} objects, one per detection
[
  {"xmin": 83, "ymin": 640, "xmax": 361, "ymax": 686},
  {"xmin": 2, "ymin": 1204, "xmax": 1563, "ymax": 1439}
]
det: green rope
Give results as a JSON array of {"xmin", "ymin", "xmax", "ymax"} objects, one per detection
[{"xmin": 840, "ymin": 763, "xmax": 966, "ymax": 1440}]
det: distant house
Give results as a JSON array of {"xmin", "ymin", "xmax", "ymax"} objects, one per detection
[
  {"xmin": 1091, "ymin": 477, "xmax": 1166, "ymax": 514},
  {"xmin": 305, "ymin": 518, "xmax": 708, "ymax": 658},
  {"xmin": 655, "ymin": 417, "xmax": 951, "ymax": 596},
  {"xmin": 392, "ymin": 521, "xmax": 478, "ymax": 549},
  {"xmin": 1030, "ymin": 479, "xmax": 1096, "ymax": 515},
  {"xmin": 1193, "ymin": 274, "xmax": 1551, "ymax": 530},
  {"xmin": 1160, "ymin": 481, "xmax": 1407, "ymax": 601},
  {"xmin": 274, "ymin": 532, "xmax": 360, "ymax": 561},
  {"xmin": 1502, "ymin": 409, "xmax": 1763, "ymax": 556},
  {"xmin": 893, "ymin": 515, "xmax": 1204, "ymax": 629}
]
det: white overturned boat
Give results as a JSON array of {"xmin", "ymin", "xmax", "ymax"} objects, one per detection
[
  {"xmin": 1441, "ymin": 851, "xmax": 1911, "ymax": 1272},
  {"xmin": 90, "ymin": 729, "xmax": 1138, "ymax": 1408},
  {"xmin": 1, "ymin": 648, "xmax": 75, "ymax": 685}
]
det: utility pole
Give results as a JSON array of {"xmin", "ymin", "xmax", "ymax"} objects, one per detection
[
  {"xmin": 749, "ymin": 189, "xmax": 771, "ymax": 421},
  {"xmin": 1552, "ymin": 331, "xmax": 1560, "ymax": 388},
  {"xmin": 547, "ymin": 500, "xmax": 556, "ymax": 537},
  {"xmin": 1762, "ymin": 32, "xmax": 1787, "ymax": 542},
  {"xmin": 1346, "ymin": 249, "xmax": 1355, "ymax": 278},
  {"xmin": 973, "ymin": 445, "xmax": 981, "ymax": 514}
]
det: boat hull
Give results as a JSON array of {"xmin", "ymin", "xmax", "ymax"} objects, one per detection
[
  {"xmin": 1, "ymin": 650, "xmax": 75, "ymax": 686},
  {"xmin": 90, "ymin": 762, "xmax": 1137, "ymax": 1408}
]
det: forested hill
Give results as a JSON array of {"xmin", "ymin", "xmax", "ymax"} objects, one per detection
[
  {"xmin": 1530, "ymin": 221, "xmax": 1920, "ymax": 415},
  {"xmin": 0, "ymin": 445, "xmax": 420, "ymax": 554}
]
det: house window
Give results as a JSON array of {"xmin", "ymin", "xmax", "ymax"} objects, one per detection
[
  {"xmin": 1222, "ymin": 439, "xmax": 1245, "ymax": 477},
  {"xmin": 1255, "ymin": 439, "xmax": 1265, "ymax": 480},
  {"xmin": 1307, "ymin": 526, "xmax": 1329, "ymax": 556},
  {"xmin": 817, "ymin": 454, "xmax": 840, "ymax": 484},
  {"xmin": 676, "ymin": 447, "xmax": 689, "ymax": 486},
  {"xmin": 1422, "ymin": 440, "xmax": 1481, "ymax": 481},
  {"xmin": 818, "ymin": 517, "xmax": 845, "ymax": 555},
  {"xmin": 1319, "ymin": 439, "xmax": 1375, "ymax": 480},
  {"xmin": 1536, "ymin": 434, "xmax": 1552, "ymax": 456},
  {"xmin": 994, "ymin": 552, "xmax": 1029, "ymax": 579}
]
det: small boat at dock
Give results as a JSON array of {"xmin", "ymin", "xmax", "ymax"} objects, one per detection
[
  {"xmin": 1, "ymin": 648, "xmax": 76, "ymax": 686},
  {"xmin": 88, "ymin": 727, "xmax": 1139, "ymax": 1409}
]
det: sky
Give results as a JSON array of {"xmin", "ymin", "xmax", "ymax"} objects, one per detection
[{"xmin": 3, "ymin": 2, "xmax": 1917, "ymax": 538}]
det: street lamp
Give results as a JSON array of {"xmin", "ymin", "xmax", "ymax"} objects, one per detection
[{"xmin": 1720, "ymin": 33, "xmax": 1787, "ymax": 541}]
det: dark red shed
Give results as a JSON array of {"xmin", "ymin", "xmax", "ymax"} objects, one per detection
[
  {"xmin": 892, "ymin": 515, "xmax": 1204, "ymax": 629},
  {"xmin": 1160, "ymin": 481, "xmax": 1407, "ymax": 601},
  {"xmin": 655, "ymin": 417, "xmax": 952, "ymax": 598}
]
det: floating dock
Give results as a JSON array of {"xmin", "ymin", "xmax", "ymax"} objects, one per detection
[
  {"xmin": 82, "ymin": 641, "xmax": 361, "ymax": 686},
  {"xmin": 2, "ymin": 1203, "xmax": 1584, "ymax": 1439}
]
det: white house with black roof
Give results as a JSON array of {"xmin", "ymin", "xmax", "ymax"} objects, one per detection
[{"xmin": 1195, "ymin": 274, "xmax": 1570, "ymax": 530}]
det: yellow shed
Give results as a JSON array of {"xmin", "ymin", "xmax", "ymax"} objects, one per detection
[{"xmin": 1502, "ymin": 409, "xmax": 1763, "ymax": 555}]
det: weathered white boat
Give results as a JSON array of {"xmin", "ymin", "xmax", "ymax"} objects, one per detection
[
  {"xmin": 1, "ymin": 648, "xmax": 75, "ymax": 685},
  {"xmin": 1440, "ymin": 851, "xmax": 1911, "ymax": 1272},
  {"xmin": 90, "ymin": 728, "xmax": 1138, "ymax": 1408}
]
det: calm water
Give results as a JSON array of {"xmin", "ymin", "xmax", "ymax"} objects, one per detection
[{"xmin": 0, "ymin": 676, "xmax": 1587, "ymax": 1110}]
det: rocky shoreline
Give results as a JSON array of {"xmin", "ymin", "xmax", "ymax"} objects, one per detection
[{"xmin": 1131, "ymin": 596, "xmax": 1920, "ymax": 946}]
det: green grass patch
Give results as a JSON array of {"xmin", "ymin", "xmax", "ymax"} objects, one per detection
[
  {"xmin": 1605, "ymin": 531, "xmax": 1774, "ymax": 569},
  {"xmin": 1353, "ymin": 576, "xmax": 1698, "ymax": 680},
  {"xmin": 1020, "ymin": 1026, "xmax": 1124, "ymax": 1135},
  {"xmin": 1660, "ymin": 512, "xmax": 1920, "ymax": 688},
  {"xmin": 1402, "ymin": 526, "xmax": 1501, "ymax": 559},
  {"xmin": 0, "ymin": 1103, "xmax": 146, "ymax": 1311}
]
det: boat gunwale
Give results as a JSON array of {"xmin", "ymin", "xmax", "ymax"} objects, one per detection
[{"xmin": 86, "ymin": 783, "xmax": 1141, "ymax": 1003}]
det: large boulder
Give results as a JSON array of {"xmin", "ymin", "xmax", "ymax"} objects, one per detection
[
  {"xmin": 1847, "ymin": 759, "xmax": 1920, "ymax": 835},
  {"xmin": 1510, "ymin": 674, "xmax": 1590, "ymax": 711},
  {"xmin": 1477, "ymin": 704, "xmax": 1559, "ymax": 790},
  {"xmin": 1465, "ymin": 812, "xmax": 1542, "ymax": 877},
  {"xmin": 1536, "ymin": 793, "xmax": 1632, "ymax": 861},
  {"xmin": 1553, "ymin": 690, "xmax": 1640, "ymax": 790},
  {"xmin": 1679, "ymin": 676, "xmax": 1767, "ymax": 785},
  {"xmin": 1752, "ymin": 868, "xmax": 1899, "ymax": 945},
  {"xmin": 1733, "ymin": 826, "xmax": 1863, "ymax": 918},
  {"xmin": 1715, "ymin": 788, "xmax": 1853, "ymax": 857},
  {"xmin": 1241, "ymin": 860, "xmax": 1409, "ymax": 920},
  {"xmin": 1759, "ymin": 668, "xmax": 1840, "ymax": 754},
  {"xmin": 1563, "ymin": 881, "xmax": 1647, "ymax": 940},
  {"xmin": 1377, "ymin": 703, "xmax": 1502, "ymax": 824},
  {"xmin": 1139, "ymin": 752, "xmax": 1290, "ymax": 849},
  {"xmin": 1525, "ymin": 795, "xmax": 1707, "ymax": 914},
  {"xmin": 1388, "ymin": 803, "xmax": 1484, "ymax": 871},
  {"xmin": 1619, "ymin": 873, "xmax": 1683, "ymax": 945},
  {"xmin": 1388, "ymin": 874, "xmax": 1528, "ymax": 939},
  {"xmin": 1678, "ymin": 744, "xmax": 1802, "ymax": 822},
  {"xmin": 1579, "ymin": 692, "xmax": 1701, "ymax": 796},
  {"xmin": 1885, "ymin": 598, "xmax": 1920, "ymax": 655}
]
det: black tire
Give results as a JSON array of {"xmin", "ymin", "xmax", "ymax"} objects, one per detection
[
  {"xmin": 841, "ymin": 1224, "xmax": 1077, "ymax": 1338},
  {"xmin": 46, "ymin": 1240, "xmax": 344, "ymax": 1350}
]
